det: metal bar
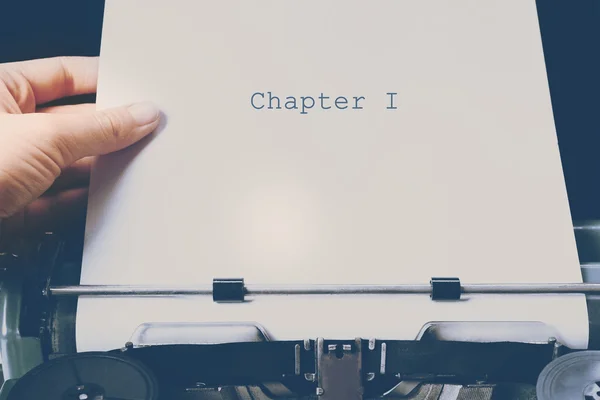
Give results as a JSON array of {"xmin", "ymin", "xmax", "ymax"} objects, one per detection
[
  {"xmin": 47, "ymin": 283, "xmax": 600, "ymax": 297},
  {"xmin": 48, "ymin": 285, "xmax": 213, "ymax": 296},
  {"xmin": 249, "ymin": 284, "xmax": 431, "ymax": 294},
  {"xmin": 461, "ymin": 283, "xmax": 600, "ymax": 294}
]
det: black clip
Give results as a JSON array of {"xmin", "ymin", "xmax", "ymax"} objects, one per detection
[
  {"xmin": 430, "ymin": 277, "xmax": 461, "ymax": 301},
  {"xmin": 213, "ymin": 278, "xmax": 245, "ymax": 302}
]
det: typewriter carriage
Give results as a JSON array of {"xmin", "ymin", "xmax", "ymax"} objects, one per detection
[{"xmin": 2, "ymin": 221, "xmax": 600, "ymax": 399}]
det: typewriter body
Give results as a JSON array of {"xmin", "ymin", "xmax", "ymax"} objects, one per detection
[{"xmin": 2, "ymin": 221, "xmax": 600, "ymax": 400}]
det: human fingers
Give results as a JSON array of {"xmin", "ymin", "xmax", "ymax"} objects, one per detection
[
  {"xmin": 36, "ymin": 105, "xmax": 97, "ymax": 193},
  {"xmin": 0, "ymin": 102, "xmax": 160, "ymax": 217},
  {"xmin": 44, "ymin": 158, "xmax": 94, "ymax": 195},
  {"xmin": 0, "ymin": 57, "xmax": 98, "ymax": 113},
  {"xmin": 42, "ymin": 102, "xmax": 160, "ymax": 161}
]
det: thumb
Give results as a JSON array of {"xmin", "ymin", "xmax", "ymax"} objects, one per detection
[
  {"xmin": 44, "ymin": 102, "xmax": 161, "ymax": 166},
  {"xmin": 0, "ymin": 102, "xmax": 160, "ymax": 217}
]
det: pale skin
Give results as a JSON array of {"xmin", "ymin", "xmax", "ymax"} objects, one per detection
[{"xmin": 0, "ymin": 56, "xmax": 160, "ymax": 245}]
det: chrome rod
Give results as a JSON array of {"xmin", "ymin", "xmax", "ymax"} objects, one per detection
[
  {"xmin": 48, "ymin": 285, "xmax": 213, "ymax": 296},
  {"xmin": 249, "ymin": 284, "xmax": 432, "ymax": 294},
  {"xmin": 47, "ymin": 283, "xmax": 600, "ymax": 297},
  {"xmin": 461, "ymin": 283, "xmax": 600, "ymax": 294}
]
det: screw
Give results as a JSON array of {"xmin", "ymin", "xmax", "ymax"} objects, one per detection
[{"xmin": 316, "ymin": 387, "xmax": 324, "ymax": 396}]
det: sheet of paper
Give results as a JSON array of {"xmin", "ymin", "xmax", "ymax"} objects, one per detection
[{"xmin": 77, "ymin": 0, "xmax": 588, "ymax": 351}]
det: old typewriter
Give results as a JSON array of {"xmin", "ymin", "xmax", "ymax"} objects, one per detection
[{"xmin": 2, "ymin": 222, "xmax": 600, "ymax": 400}]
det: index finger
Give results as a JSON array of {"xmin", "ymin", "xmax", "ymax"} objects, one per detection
[{"xmin": 5, "ymin": 56, "xmax": 98, "ymax": 107}]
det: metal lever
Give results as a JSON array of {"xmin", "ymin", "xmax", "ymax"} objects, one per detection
[{"xmin": 316, "ymin": 338, "xmax": 363, "ymax": 400}]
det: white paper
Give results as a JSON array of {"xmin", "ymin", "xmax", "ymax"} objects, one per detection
[{"xmin": 77, "ymin": 0, "xmax": 589, "ymax": 351}]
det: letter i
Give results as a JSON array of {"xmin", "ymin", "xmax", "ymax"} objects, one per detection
[{"xmin": 386, "ymin": 93, "xmax": 398, "ymax": 110}]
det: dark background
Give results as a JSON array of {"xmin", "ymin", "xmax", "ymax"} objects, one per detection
[{"xmin": 1, "ymin": 1, "xmax": 599, "ymax": 220}]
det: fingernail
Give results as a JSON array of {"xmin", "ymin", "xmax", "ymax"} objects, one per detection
[{"xmin": 128, "ymin": 102, "xmax": 160, "ymax": 126}]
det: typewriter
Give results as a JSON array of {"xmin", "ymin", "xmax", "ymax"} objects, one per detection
[{"xmin": 1, "ymin": 221, "xmax": 600, "ymax": 400}]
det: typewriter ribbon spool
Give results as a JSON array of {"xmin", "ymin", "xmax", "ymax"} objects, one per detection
[
  {"xmin": 6, "ymin": 352, "xmax": 159, "ymax": 400},
  {"xmin": 536, "ymin": 351, "xmax": 600, "ymax": 400}
]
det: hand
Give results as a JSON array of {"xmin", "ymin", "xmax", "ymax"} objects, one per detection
[{"xmin": 0, "ymin": 56, "xmax": 160, "ymax": 248}]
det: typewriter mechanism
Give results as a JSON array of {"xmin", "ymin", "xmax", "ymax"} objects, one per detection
[{"xmin": 3, "ymin": 222, "xmax": 600, "ymax": 400}]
